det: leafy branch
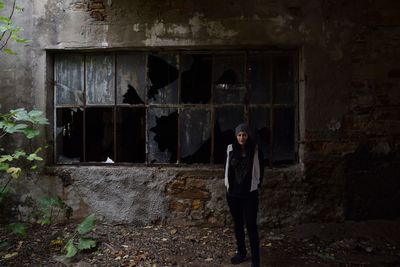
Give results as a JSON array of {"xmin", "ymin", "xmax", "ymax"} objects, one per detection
[
  {"xmin": 64, "ymin": 214, "xmax": 97, "ymax": 258},
  {"xmin": 0, "ymin": 0, "xmax": 30, "ymax": 55}
]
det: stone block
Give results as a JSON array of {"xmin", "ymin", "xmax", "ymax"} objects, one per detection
[
  {"xmin": 186, "ymin": 178, "xmax": 206, "ymax": 189},
  {"xmin": 169, "ymin": 200, "xmax": 189, "ymax": 213},
  {"xmin": 174, "ymin": 190, "xmax": 210, "ymax": 200}
]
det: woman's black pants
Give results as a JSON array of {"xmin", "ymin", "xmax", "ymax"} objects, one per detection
[{"xmin": 227, "ymin": 191, "xmax": 260, "ymax": 264}]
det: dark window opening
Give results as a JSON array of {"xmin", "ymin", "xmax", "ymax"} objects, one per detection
[
  {"xmin": 147, "ymin": 54, "xmax": 179, "ymax": 103},
  {"xmin": 54, "ymin": 51, "xmax": 297, "ymax": 167},
  {"xmin": 181, "ymin": 54, "xmax": 212, "ymax": 104},
  {"xmin": 85, "ymin": 108, "xmax": 114, "ymax": 162},
  {"xmin": 56, "ymin": 108, "xmax": 83, "ymax": 163},
  {"xmin": 116, "ymin": 107, "xmax": 146, "ymax": 163}
]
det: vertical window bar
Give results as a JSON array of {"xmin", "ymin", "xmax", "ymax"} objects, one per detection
[
  {"xmin": 177, "ymin": 53, "xmax": 181, "ymax": 164},
  {"xmin": 293, "ymin": 51, "xmax": 300, "ymax": 162},
  {"xmin": 53, "ymin": 55, "xmax": 57, "ymax": 163},
  {"xmin": 145, "ymin": 52, "xmax": 149, "ymax": 164},
  {"xmin": 210, "ymin": 53, "xmax": 215, "ymax": 164},
  {"xmin": 113, "ymin": 53, "xmax": 117, "ymax": 163},
  {"xmin": 244, "ymin": 51, "xmax": 249, "ymax": 123},
  {"xmin": 83, "ymin": 55, "xmax": 87, "ymax": 162},
  {"xmin": 269, "ymin": 55, "xmax": 274, "ymax": 168}
]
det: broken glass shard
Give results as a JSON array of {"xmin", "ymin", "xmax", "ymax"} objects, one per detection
[
  {"xmin": 148, "ymin": 108, "xmax": 178, "ymax": 163},
  {"xmin": 117, "ymin": 53, "xmax": 146, "ymax": 104},
  {"xmin": 147, "ymin": 54, "xmax": 179, "ymax": 104},
  {"xmin": 214, "ymin": 54, "xmax": 246, "ymax": 104}
]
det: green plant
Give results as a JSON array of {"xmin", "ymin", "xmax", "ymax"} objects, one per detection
[
  {"xmin": 8, "ymin": 222, "xmax": 27, "ymax": 236},
  {"xmin": 64, "ymin": 214, "xmax": 97, "ymax": 258},
  {"xmin": 38, "ymin": 197, "xmax": 73, "ymax": 225},
  {"xmin": 0, "ymin": 0, "xmax": 30, "ymax": 55},
  {"xmin": 0, "ymin": 108, "xmax": 49, "ymax": 203}
]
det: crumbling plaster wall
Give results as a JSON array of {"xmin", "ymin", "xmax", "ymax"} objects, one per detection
[{"xmin": 1, "ymin": 0, "xmax": 399, "ymax": 226}]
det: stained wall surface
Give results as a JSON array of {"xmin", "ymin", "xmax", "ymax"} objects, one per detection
[{"xmin": 1, "ymin": 0, "xmax": 399, "ymax": 225}]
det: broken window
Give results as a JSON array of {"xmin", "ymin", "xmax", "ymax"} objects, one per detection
[
  {"xmin": 181, "ymin": 54, "xmax": 212, "ymax": 104},
  {"xmin": 250, "ymin": 107, "xmax": 271, "ymax": 164},
  {"xmin": 214, "ymin": 106, "xmax": 244, "ymax": 164},
  {"xmin": 85, "ymin": 108, "xmax": 114, "ymax": 162},
  {"xmin": 180, "ymin": 109, "xmax": 211, "ymax": 164},
  {"xmin": 147, "ymin": 54, "xmax": 179, "ymax": 104},
  {"xmin": 116, "ymin": 107, "xmax": 146, "ymax": 163},
  {"xmin": 148, "ymin": 108, "xmax": 178, "ymax": 163},
  {"xmin": 55, "ymin": 108, "xmax": 83, "ymax": 163},
  {"xmin": 54, "ymin": 50, "xmax": 297, "ymax": 166},
  {"xmin": 117, "ymin": 54, "xmax": 146, "ymax": 105},
  {"xmin": 214, "ymin": 53, "xmax": 246, "ymax": 104}
]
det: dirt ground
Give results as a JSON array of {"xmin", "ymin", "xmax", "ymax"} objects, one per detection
[{"xmin": 1, "ymin": 220, "xmax": 400, "ymax": 266}]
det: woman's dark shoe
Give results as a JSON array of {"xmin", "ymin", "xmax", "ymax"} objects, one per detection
[
  {"xmin": 251, "ymin": 262, "xmax": 260, "ymax": 267},
  {"xmin": 231, "ymin": 253, "xmax": 247, "ymax": 264}
]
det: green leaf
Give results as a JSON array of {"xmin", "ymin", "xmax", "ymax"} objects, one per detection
[
  {"xmin": 0, "ymin": 16, "xmax": 10, "ymax": 23},
  {"xmin": 4, "ymin": 49, "xmax": 17, "ymax": 55},
  {"xmin": 23, "ymin": 128, "xmax": 40, "ymax": 139},
  {"xmin": 12, "ymin": 150, "xmax": 26, "ymax": 159},
  {"xmin": 0, "ymin": 155, "xmax": 13, "ymax": 162},
  {"xmin": 77, "ymin": 214, "xmax": 96, "ymax": 235},
  {"xmin": 65, "ymin": 240, "xmax": 78, "ymax": 258},
  {"xmin": 5, "ymin": 123, "xmax": 28, "ymax": 134},
  {"xmin": 77, "ymin": 237, "xmax": 96, "ymax": 250},
  {"xmin": 8, "ymin": 223, "xmax": 27, "ymax": 236},
  {"xmin": 26, "ymin": 153, "xmax": 43, "ymax": 161},
  {"xmin": 14, "ymin": 38, "xmax": 30, "ymax": 43},
  {"xmin": 0, "ymin": 162, "xmax": 10, "ymax": 171},
  {"xmin": 0, "ymin": 2, "xmax": 5, "ymax": 10}
]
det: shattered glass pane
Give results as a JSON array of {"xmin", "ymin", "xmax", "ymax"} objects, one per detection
[
  {"xmin": 116, "ymin": 108, "xmax": 146, "ymax": 163},
  {"xmin": 148, "ymin": 108, "xmax": 178, "ymax": 163},
  {"xmin": 273, "ymin": 107, "xmax": 295, "ymax": 165},
  {"xmin": 214, "ymin": 106, "xmax": 244, "ymax": 163},
  {"xmin": 250, "ymin": 107, "xmax": 271, "ymax": 164},
  {"xmin": 273, "ymin": 56, "xmax": 294, "ymax": 104},
  {"xmin": 55, "ymin": 55, "xmax": 84, "ymax": 106},
  {"xmin": 86, "ymin": 55, "xmax": 115, "ymax": 105},
  {"xmin": 85, "ymin": 108, "xmax": 114, "ymax": 162},
  {"xmin": 181, "ymin": 54, "xmax": 212, "ymax": 104},
  {"xmin": 147, "ymin": 54, "xmax": 179, "ymax": 104},
  {"xmin": 117, "ymin": 54, "xmax": 146, "ymax": 105},
  {"xmin": 214, "ymin": 54, "xmax": 246, "ymax": 104},
  {"xmin": 180, "ymin": 109, "xmax": 211, "ymax": 164},
  {"xmin": 249, "ymin": 53, "xmax": 271, "ymax": 104},
  {"xmin": 56, "ymin": 108, "xmax": 83, "ymax": 163}
]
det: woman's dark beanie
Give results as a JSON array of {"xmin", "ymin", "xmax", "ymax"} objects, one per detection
[{"xmin": 235, "ymin": 123, "xmax": 250, "ymax": 136}]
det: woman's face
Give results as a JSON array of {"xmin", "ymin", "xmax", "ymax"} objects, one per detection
[{"xmin": 236, "ymin": 132, "xmax": 248, "ymax": 146}]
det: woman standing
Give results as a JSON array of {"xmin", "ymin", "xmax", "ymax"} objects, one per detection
[{"xmin": 224, "ymin": 123, "xmax": 264, "ymax": 267}]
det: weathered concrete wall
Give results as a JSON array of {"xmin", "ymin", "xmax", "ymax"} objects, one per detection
[{"xmin": 1, "ymin": 0, "xmax": 400, "ymax": 226}]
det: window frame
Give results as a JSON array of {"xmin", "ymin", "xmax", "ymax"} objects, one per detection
[{"xmin": 52, "ymin": 49, "xmax": 299, "ymax": 167}]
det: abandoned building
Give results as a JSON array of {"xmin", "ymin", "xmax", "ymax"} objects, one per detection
[{"xmin": 0, "ymin": 0, "xmax": 399, "ymax": 227}]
